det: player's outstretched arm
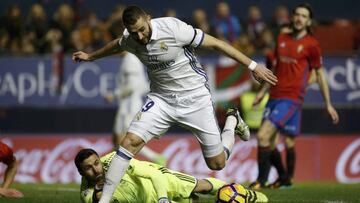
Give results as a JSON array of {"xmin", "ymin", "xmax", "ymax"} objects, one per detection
[
  {"xmin": 127, "ymin": 160, "xmax": 170, "ymax": 202},
  {"xmin": 72, "ymin": 38, "xmax": 123, "ymax": 62},
  {"xmin": 315, "ymin": 67, "xmax": 339, "ymax": 124},
  {"xmin": 200, "ymin": 34, "xmax": 278, "ymax": 86}
]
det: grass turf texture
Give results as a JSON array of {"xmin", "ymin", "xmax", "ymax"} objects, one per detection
[{"xmin": 0, "ymin": 182, "xmax": 359, "ymax": 203}]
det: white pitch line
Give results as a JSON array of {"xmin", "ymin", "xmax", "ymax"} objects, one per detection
[{"xmin": 38, "ymin": 187, "xmax": 78, "ymax": 192}]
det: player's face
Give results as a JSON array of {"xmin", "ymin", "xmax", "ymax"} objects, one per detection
[
  {"xmin": 80, "ymin": 154, "xmax": 104, "ymax": 183},
  {"xmin": 126, "ymin": 15, "xmax": 152, "ymax": 45},
  {"xmin": 292, "ymin": 7, "xmax": 311, "ymax": 32}
]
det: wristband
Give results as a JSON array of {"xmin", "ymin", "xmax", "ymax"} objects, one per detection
[{"xmin": 248, "ymin": 61, "xmax": 257, "ymax": 71}]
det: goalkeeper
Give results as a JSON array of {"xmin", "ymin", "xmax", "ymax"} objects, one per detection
[{"xmin": 75, "ymin": 148, "xmax": 268, "ymax": 203}]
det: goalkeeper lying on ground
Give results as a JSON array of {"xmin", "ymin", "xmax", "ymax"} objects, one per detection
[{"xmin": 75, "ymin": 148, "xmax": 268, "ymax": 203}]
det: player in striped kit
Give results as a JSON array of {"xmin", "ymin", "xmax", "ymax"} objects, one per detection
[{"xmin": 73, "ymin": 5, "xmax": 277, "ymax": 203}]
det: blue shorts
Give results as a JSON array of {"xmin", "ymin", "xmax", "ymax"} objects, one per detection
[{"xmin": 263, "ymin": 99, "xmax": 302, "ymax": 136}]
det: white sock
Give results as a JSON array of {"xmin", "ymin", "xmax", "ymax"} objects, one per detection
[
  {"xmin": 221, "ymin": 116, "xmax": 237, "ymax": 159},
  {"xmin": 99, "ymin": 147, "xmax": 133, "ymax": 203},
  {"xmin": 139, "ymin": 146, "xmax": 160, "ymax": 161}
]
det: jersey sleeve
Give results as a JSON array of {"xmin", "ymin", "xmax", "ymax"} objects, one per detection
[
  {"xmin": 308, "ymin": 41, "xmax": 323, "ymax": 69},
  {"xmin": 0, "ymin": 142, "xmax": 15, "ymax": 165},
  {"xmin": 127, "ymin": 159, "xmax": 169, "ymax": 200},
  {"xmin": 170, "ymin": 18, "xmax": 204, "ymax": 48}
]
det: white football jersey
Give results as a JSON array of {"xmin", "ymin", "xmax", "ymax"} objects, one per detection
[{"xmin": 119, "ymin": 17, "xmax": 208, "ymax": 97}]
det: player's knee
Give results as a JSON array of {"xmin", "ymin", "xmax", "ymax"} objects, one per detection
[
  {"xmin": 119, "ymin": 133, "xmax": 146, "ymax": 154},
  {"xmin": 205, "ymin": 158, "xmax": 226, "ymax": 170},
  {"xmin": 208, "ymin": 162, "xmax": 225, "ymax": 170},
  {"xmin": 285, "ymin": 136, "xmax": 295, "ymax": 148},
  {"xmin": 257, "ymin": 131, "xmax": 270, "ymax": 146}
]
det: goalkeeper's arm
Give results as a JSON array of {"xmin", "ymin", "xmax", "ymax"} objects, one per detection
[{"xmin": 127, "ymin": 159, "xmax": 169, "ymax": 201}]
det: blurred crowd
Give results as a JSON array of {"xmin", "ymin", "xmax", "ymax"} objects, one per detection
[{"xmin": 0, "ymin": 2, "xmax": 359, "ymax": 56}]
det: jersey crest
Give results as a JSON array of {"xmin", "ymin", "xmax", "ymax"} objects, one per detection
[
  {"xmin": 280, "ymin": 42, "xmax": 286, "ymax": 48},
  {"xmin": 297, "ymin": 44, "xmax": 304, "ymax": 53}
]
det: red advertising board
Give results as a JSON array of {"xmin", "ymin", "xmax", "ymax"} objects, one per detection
[{"xmin": 0, "ymin": 134, "xmax": 359, "ymax": 184}]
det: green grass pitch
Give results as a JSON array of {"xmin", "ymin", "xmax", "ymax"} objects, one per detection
[{"xmin": 0, "ymin": 182, "xmax": 359, "ymax": 203}]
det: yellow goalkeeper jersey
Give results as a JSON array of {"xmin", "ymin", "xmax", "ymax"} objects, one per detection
[{"xmin": 80, "ymin": 152, "xmax": 196, "ymax": 203}]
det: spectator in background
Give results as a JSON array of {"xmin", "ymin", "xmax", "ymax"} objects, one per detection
[
  {"xmin": 212, "ymin": 1, "xmax": 242, "ymax": 44},
  {"xmin": 249, "ymin": 3, "xmax": 339, "ymax": 190},
  {"xmin": 269, "ymin": 5, "xmax": 290, "ymax": 37},
  {"xmin": 24, "ymin": 3, "xmax": 48, "ymax": 54},
  {"xmin": 104, "ymin": 52, "xmax": 167, "ymax": 166},
  {"xmin": 257, "ymin": 28, "xmax": 275, "ymax": 55},
  {"xmin": 107, "ymin": 5, "xmax": 126, "ymax": 41},
  {"xmin": 233, "ymin": 34, "xmax": 255, "ymax": 56},
  {"xmin": 46, "ymin": 3, "xmax": 76, "ymax": 93},
  {"xmin": 192, "ymin": 8, "xmax": 213, "ymax": 55},
  {"xmin": 0, "ymin": 5, "xmax": 24, "ymax": 54},
  {"xmin": 72, "ymin": 11, "xmax": 105, "ymax": 53},
  {"xmin": 164, "ymin": 8, "xmax": 177, "ymax": 18},
  {"xmin": 0, "ymin": 141, "xmax": 23, "ymax": 198},
  {"xmin": 48, "ymin": 3, "xmax": 76, "ymax": 53},
  {"xmin": 245, "ymin": 5, "xmax": 266, "ymax": 49},
  {"xmin": 192, "ymin": 8, "xmax": 211, "ymax": 34}
]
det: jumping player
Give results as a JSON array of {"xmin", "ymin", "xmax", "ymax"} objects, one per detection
[{"xmin": 72, "ymin": 5, "xmax": 277, "ymax": 202}]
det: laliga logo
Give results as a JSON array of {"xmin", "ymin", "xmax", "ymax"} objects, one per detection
[{"xmin": 336, "ymin": 139, "xmax": 360, "ymax": 183}]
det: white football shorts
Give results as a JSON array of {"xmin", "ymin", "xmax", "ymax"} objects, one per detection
[{"xmin": 128, "ymin": 87, "xmax": 223, "ymax": 158}]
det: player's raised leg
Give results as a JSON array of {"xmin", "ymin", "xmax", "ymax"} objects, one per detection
[
  {"xmin": 99, "ymin": 132, "xmax": 145, "ymax": 203},
  {"xmin": 226, "ymin": 108, "xmax": 251, "ymax": 141}
]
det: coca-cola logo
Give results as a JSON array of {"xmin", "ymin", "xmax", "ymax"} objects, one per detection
[
  {"xmin": 0, "ymin": 138, "xmax": 112, "ymax": 184},
  {"xmin": 163, "ymin": 138, "xmax": 281, "ymax": 183},
  {"xmin": 0, "ymin": 137, "xmax": 282, "ymax": 184},
  {"xmin": 1, "ymin": 135, "xmax": 359, "ymax": 184},
  {"xmin": 336, "ymin": 138, "xmax": 360, "ymax": 183}
]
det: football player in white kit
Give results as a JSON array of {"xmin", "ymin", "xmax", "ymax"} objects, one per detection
[
  {"xmin": 73, "ymin": 5, "xmax": 277, "ymax": 203},
  {"xmin": 104, "ymin": 52, "xmax": 167, "ymax": 166}
]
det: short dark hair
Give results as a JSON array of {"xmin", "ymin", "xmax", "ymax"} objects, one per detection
[
  {"xmin": 74, "ymin": 148, "xmax": 99, "ymax": 174},
  {"xmin": 122, "ymin": 5, "xmax": 147, "ymax": 26},
  {"xmin": 293, "ymin": 3, "xmax": 314, "ymax": 19}
]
